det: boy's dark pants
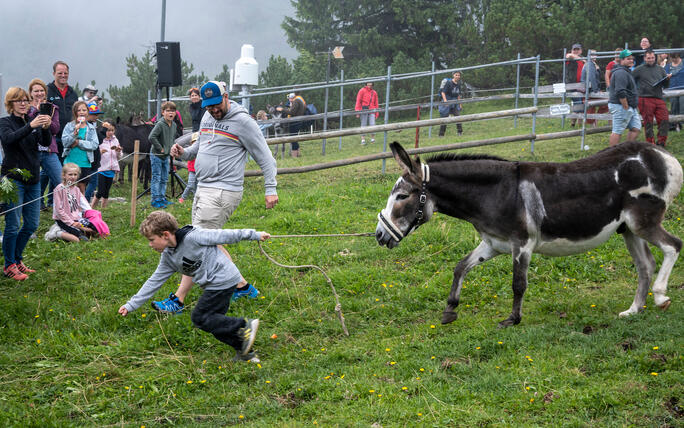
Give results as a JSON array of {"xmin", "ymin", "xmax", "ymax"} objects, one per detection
[{"xmin": 190, "ymin": 288, "xmax": 246, "ymax": 351}]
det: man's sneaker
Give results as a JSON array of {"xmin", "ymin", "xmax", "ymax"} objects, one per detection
[
  {"xmin": 161, "ymin": 199, "xmax": 174, "ymax": 207},
  {"xmin": 151, "ymin": 293, "xmax": 184, "ymax": 314},
  {"xmin": 151, "ymin": 200, "xmax": 163, "ymax": 208},
  {"xmin": 239, "ymin": 318, "xmax": 259, "ymax": 356},
  {"xmin": 361, "ymin": 139, "xmax": 366, "ymax": 145},
  {"xmin": 370, "ymin": 138, "xmax": 375, "ymax": 143},
  {"xmin": 4, "ymin": 263, "xmax": 28, "ymax": 281},
  {"xmin": 231, "ymin": 283, "xmax": 259, "ymax": 301},
  {"xmin": 17, "ymin": 261, "xmax": 35, "ymax": 273},
  {"xmin": 233, "ymin": 350, "xmax": 261, "ymax": 363}
]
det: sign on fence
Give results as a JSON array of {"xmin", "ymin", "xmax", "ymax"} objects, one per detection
[
  {"xmin": 553, "ymin": 83, "xmax": 566, "ymax": 94},
  {"xmin": 549, "ymin": 104, "xmax": 571, "ymax": 115}
]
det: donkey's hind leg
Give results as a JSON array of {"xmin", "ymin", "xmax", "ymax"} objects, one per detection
[
  {"xmin": 498, "ymin": 245, "xmax": 532, "ymax": 328},
  {"xmin": 442, "ymin": 241, "xmax": 500, "ymax": 324},
  {"xmin": 619, "ymin": 229, "xmax": 657, "ymax": 317}
]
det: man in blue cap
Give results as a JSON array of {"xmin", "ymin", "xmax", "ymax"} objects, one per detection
[
  {"xmin": 152, "ymin": 81, "xmax": 278, "ymax": 314},
  {"xmin": 608, "ymin": 50, "xmax": 641, "ymax": 146}
]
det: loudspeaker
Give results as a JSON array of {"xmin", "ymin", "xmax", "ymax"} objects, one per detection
[{"xmin": 156, "ymin": 42, "xmax": 182, "ymax": 87}]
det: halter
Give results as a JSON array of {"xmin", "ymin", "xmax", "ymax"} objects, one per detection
[{"xmin": 378, "ymin": 163, "xmax": 430, "ymax": 242}]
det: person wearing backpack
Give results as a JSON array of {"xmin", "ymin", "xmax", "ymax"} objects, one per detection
[{"xmin": 277, "ymin": 92, "xmax": 306, "ymax": 157}]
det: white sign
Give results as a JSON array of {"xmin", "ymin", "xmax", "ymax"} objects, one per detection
[
  {"xmin": 549, "ymin": 104, "xmax": 571, "ymax": 115},
  {"xmin": 332, "ymin": 46, "xmax": 345, "ymax": 59},
  {"xmin": 553, "ymin": 83, "xmax": 566, "ymax": 94}
]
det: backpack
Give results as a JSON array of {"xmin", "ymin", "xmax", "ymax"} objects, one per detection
[{"xmin": 305, "ymin": 104, "xmax": 317, "ymax": 115}]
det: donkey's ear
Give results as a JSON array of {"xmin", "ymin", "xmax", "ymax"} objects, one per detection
[{"xmin": 390, "ymin": 142, "xmax": 419, "ymax": 177}]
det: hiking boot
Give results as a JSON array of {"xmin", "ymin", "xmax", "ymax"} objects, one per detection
[
  {"xmin": 239, "ymin": 318, "xmax": 259, "ymax": 356},
  {"xmin": 231, "ymin": 283, "xmax": 259, "ymax": 302},
  {"xmin": 233, "ymin": 350, "xmax": 261, "ymax": 363},
  {"xmin": 16, "ymin": 261, "xmax": 35, "ymax": 274},
  {"xmin": 4, "ymin": 263, "xmax": 28, "ymax": 281},
  {"xmin": 151, "ymin": 293, "xmax": 184, "ymax": 314}
]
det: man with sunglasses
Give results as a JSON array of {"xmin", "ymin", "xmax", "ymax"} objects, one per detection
[{"xmin": 152, "ymin": 81, "xmax": 278, "ymax": 314}]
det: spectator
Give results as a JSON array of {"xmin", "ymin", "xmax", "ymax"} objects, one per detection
[
  {"xmin": 565, "ymin": 43, "xmax": 585, "ymax": 126},
  {"xmin": 0, "ymin": 87, "xmax": 52, "ymax": 280},
  {"xmin": 658, "ymin": 53, "xmax": 669, "ymax": 68},
  {"xmin": 61, "ymin": 101, "xmax": 99, "ymax": 196},
  {"xmin": 605, "ymin": 48, "xmax": 621, "ymax": 90},
  {"xmin": 155, "ymin": 80, "xmax": 278, "ymax": 314},
  {"xmin": 148, "ymin": 101, "xmax": 177, "ymax": 208},
  {"xmin": 633, "ymin": 49, "xmax": 671, "ymax": 146},
  {"xmin": 178, "ymin": 132, "xmax": 199, "ymax": 204},
  {"xmin": 188, "ymin": 87, "xmax": 205, "ymax": 132},
  {"xmin": 634, "ymin": 37, "xmax": 651, "ymax": 67},
  {"xmin": 78, "ymin": 84, "xmax": 99, "ymax": 103},
  {"xmin": 27, "ymin": 78, "xmax": 61, "ymax": 210},
  {"xmin": 49, "ymin": 163, "xmax": 96, "ymax": 242},
  {"xmin": 91, "ymin": 122, "xmax": 121, "ymax": 209},
  {"xmin": 438, "ymin": 71, "xmax": 464, "ymax": 137},
  {"xmin": 664, "ymin": 51, "xmax": 684, "ymax": 131},
  {"xmin": 580, "ymin": 50, "xmax": 602, "ymax": 126},
  {"xmin": 355, "ymin": 81, "xmax": 379, "ymax": 144},
  {"xmin": 84, "ymin": 102, "xmax": 106, "ymax": 201},
  {"xmin": 276, "ymin": 92, "xmax": 306, "ymax": 157},
  {"xmin": 46, "ymin": 61, "xmax": 78, "ymax": 161},
  {"xmin": 608, "ymin": 50, "xmax": 640, "ymax": 146}
]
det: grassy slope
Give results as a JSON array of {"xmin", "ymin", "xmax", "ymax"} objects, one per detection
[{"xmin": 0, "ymin": 106, "xmax": 682, "ymax": 427}]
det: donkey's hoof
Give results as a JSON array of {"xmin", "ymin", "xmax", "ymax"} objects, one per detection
[
  {"xmin": 441, "ymin": 311, "xmax": 458, "ymax": 324},
  {"xmin": 497, "ymin": 316, "xmax": 520, "ymax": 328},
  {"xmin": 657, "ymin": 299, "xmax": 671, "ymax": 311}
]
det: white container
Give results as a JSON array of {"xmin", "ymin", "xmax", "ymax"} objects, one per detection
[{"xmin": 233, "ymin": 44, "xmax": 258, "ymax": 86}]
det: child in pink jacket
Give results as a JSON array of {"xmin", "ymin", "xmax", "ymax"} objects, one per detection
[
  {"xmin": 49, "ymin": 163, "xmax": 95, "ymax": 242},
  {"xmin": 91, "ymin": 122, "xmax": 121, "ymax": 209}
]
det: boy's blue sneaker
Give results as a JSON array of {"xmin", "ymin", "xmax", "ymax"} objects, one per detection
[
  {"xmin": 161, "ymin": 198, "xmax": 174, "ymax": 207},
  {"xmin": 151, "ymin": 293, "xmax": 184, "ymax": 314},
  {"xmin": 151, "ymin": 200, "xmax": 164, "ymax": 208},
  {"xmin": 231, "ymin": 283, "xmax": 260, "ymax": 301}
]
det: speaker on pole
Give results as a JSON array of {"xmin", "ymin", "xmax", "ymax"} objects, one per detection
[{"xmin": 156, "ymin": 42, "xmax": 182, "ymax": 87}]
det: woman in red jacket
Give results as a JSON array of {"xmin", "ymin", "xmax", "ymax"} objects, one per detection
[{"xmin": 355, "ymin": 82, "xmax": 379, "ymax": 145}]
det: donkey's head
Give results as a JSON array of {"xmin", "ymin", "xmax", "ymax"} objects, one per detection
[{"xmin": 376, "ymin": 142, "xmax": 435, "ymax": 249}]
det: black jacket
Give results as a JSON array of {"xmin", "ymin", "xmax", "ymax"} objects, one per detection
[
  {"xmin": 0, "ymin": 114, "xmax": 51, "ymax": 184},
  {"xmin": 608, "ymin": 65, "xmax": 639, "ymax": 108},
  {"xmin": 46, "ymin": 81, "xmax": 78, "ymax": 154},
  {"xmin": 189, "ymin": 102, "xmax": 206, "ymax": 132}
]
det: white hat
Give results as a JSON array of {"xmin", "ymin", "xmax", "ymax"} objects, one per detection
[{"xmin": 287, "ymin": 92, "xmax": 295, "ymax": 99}]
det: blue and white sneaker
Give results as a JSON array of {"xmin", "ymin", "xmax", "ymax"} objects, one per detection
[
  {"xmin": 151, "ymin": 293, "xmax": 184, "ymax": 314},
  {"xmin": 151, "ymin": 200, "xmax": 164, "ymax": 208},
  {"xmin": 231, "ymin": 283, "xmax": 260, "ymax": 301},
  {"xmin": 161, "ymin": 198, "xmax": 174, "ymax": 207}
]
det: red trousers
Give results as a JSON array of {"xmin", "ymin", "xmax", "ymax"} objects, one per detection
[{"xmin": 638, "ymin": 97, "xmax": 669, "ymax": 145}]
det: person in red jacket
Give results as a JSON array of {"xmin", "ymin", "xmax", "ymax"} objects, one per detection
[{"xmin": 355, "ymin": 82, "xmax": 379, "ymax": 145}]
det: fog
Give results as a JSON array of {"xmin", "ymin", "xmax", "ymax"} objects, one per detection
[{"xmin": 0, "ymin": 0, "xmax": 298, "ymax": 111}]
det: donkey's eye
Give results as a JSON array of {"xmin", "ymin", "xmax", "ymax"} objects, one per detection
[{"xmin": 395, "ymin": 194, "xmax": 409, "ymax": 200}]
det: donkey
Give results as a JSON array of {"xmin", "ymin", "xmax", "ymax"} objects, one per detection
[{"xmin": 376, "ymin": 142, "xmax": 682, "ymax": 327}]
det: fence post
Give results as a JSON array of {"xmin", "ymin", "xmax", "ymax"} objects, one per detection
[
  {"xmin": 129, "ymin": 139, "xmax": 140, "ymax": 227},
  {"xmin": 382, "ymin": 65, "xmax": 391, "ymax": 174},
  {"xmin": 147, "ymin": 89, "xmax": 152, "ymax": 119},
  {"xmin": 514, "ymin": 52, "xmax": 521, "ymax": 128},
  {"xmin": 415, "ymin": 106, "xmax": 421, "ymax": 148},
  {"xmin": 339, "ymin": 69, "xmax": 344, "ymax": 151},
  {"xmin": 428, "ymin": 61, "xmax": 435, "ymax": 138},
  {"xmin": 531, "ymin": 55, "xmax": 540, "ymax": 153},
  {"xmin": 561, "ymin": 47, "xmax": 567, "ymax": 128},
  {"xmin": 322, "ymin": 49, "xmax": 331, "ymax": 155}
]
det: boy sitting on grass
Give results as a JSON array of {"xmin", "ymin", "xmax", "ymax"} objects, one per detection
[{"xmin": 118, "ymin": 211, "xmax": 270, "ymax": 362}]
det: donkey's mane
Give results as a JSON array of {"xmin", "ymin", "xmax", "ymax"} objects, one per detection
[{"xmin": 426, "ymin": 153, "xmax": 507, "ymax": 164}]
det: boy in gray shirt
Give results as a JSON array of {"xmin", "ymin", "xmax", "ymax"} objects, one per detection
[{"xmin": 118, "ymin": 211, "xmax": 270, "ymax": 362}]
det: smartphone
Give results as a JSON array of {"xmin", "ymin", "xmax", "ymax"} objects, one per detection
[{"xmin": 39, "ymin": 102, "xmax": 53, "ymax": 116}]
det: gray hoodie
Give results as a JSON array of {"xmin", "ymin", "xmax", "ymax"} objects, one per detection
[
  {"xmin": 123, "ymin": 226, "xmax": 263, "ymax": 312},
  {"xmin": 181, "ymin": 101, "xmax": 277, "ymax": 196}
]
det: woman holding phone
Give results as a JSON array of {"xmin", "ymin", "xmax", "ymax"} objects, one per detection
[
  {"xmin": 61, "ymin": 101, "xmax": 99, "ymax": 195},
  {"xmin": 0, "ymin": 87, "xmax": 52, "ymax": 280},
  {"xmin": 27, "ymin": 78, "xmax": 61, "ymax": 210}
]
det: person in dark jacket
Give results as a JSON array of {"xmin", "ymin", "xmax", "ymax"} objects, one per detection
[
  {"xmin": 46, "ymin": 61, "xmax": 78, "ymax": 161},
  {"xmin": 633, "ymin": 49, "xmax": 672, "ymax": 146},
  {"xmin": 188, "ymin": 87, "xmax": 205, "ymax": 132},
  {"xmin": 0, "ymin": 87, "xmax": 52, "ymax": 280},
  {"xmin": 608, "ymin": 50, "xmax": 641, "ymax": 146},
  {"xmin": 276, "ymin": 92, "xmax": 306, "ymax": 157}
]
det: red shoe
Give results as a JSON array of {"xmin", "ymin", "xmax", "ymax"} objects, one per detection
[
  {"xmin": 17, "ymin": 261, "xmax": 36, "ymax": 273},
  {"xmin": 4, "ymin": 263, "xmax": 28, "ymax": 281},
  {"xmin": 178, "ymin": 197, "xmax": 185, "ymax": 204}
]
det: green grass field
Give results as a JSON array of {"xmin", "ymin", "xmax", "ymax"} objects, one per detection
[{"xmin": 0, "ymin": 107, "xmax": 682, "ymax": 427}]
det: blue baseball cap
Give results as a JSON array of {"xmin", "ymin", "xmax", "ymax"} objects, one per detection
[
  {"xmin": 200, "ymin": 81, "xmax": 226, "ymax": 107},
  {"xmin": 87, "ymin": 101, "xmax": 103, "ymax": 115}
]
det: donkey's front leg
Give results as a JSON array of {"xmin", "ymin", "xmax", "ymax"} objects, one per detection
[
  {"xmin": 442, "ymin": 241, "xmax": 500, "ymax": 324},
  {"xmin": 498, "ymin": 247, "xmax": 531, "ymax": 328}
]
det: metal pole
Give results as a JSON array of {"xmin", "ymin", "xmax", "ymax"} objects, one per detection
[
  {"xmin": 581, "ymin": 49, "xmax": 591, "ymax": 151},
  {"xmin": 428, "ymin": 61, "xmax": 435, "ymax": 137},
  {"xmin": 514, "ymin": 52, "xmax": 521, "ymax": 128},
  {"xmin": 382, "ymin": 66, "xmax": 391, "ymax": 174},
  {"xmin": 147, "ymin": 89, "xmax": 152, "ymax": 119},
  {"xmin": 561, "ymin": 47, "xmax": 567, "ymax": 128},
  {"xmin": 156, "ymin": 0, "xmax": 166, "ymax": 120},
  {"xmin": 531, "ymin": 55, "xmax": 540, "ymax": 153},
  {"xmin": 322, "ymin": 48, "xmax": 331, "ymax": 155},
  {"xmin": 339, "ymin": 69, "xmax": 344, "ymax": 151}
]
